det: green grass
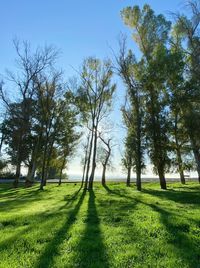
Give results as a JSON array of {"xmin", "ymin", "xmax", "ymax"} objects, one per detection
[{"xmin": 0, "ymin": 182, "xmax": 200, "ymax": 268}]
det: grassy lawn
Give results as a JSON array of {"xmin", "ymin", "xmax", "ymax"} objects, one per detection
[{"xmin": 0, "ymin": 182, "xmax": 200, "ymax": 268}]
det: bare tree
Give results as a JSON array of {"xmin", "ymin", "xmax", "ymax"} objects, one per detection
[{"xmin": 98, "ymin": 135, "xmax": 112, "ymax": 186}]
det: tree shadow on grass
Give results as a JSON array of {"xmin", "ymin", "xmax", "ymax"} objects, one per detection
[
  {"xmin": 103, "ymin": 184, "xmax": 200, "ymax": 267},
  {"xmin": 102, "ymin": 184, "xmax": 142, "ymax": 206},
  {"xmin": 0, "ymin": 188, "xmax": 84, "ymax": 251},
  {"xmin": 74, "ymin": 190, "xmax": 109, "ymax": 268},
  {"xmin": 102, "ymin": 184, "xmax": 131, "ymax": 198},
  {"xmin": 35, "ymin": 189, "xmax": 86, "ymax": 268},
  {"xmin": 142, "ymin": 188, "xmax": 200, "ymax": 206},
  {"xmin": 104, "ymin": 183, "xmax": 200, "ymax": 206},
  {"xmin": 0, "ymin": 184, "xmax": 83, "ymax": 213},
  {"xmin": 147, "ymin": 202, "xmax": 200, "ymax": 267}
]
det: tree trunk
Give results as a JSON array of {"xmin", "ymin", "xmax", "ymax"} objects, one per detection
[
  {"xmin": 84, "ymin": 130, "xmax": 94, "ymax": 189},
  {"xmin": 175, "ymin": 145, "xmax": 186, "ymax": 184},
  {"xmin": 176, "ymin": 149, "xmax": 185, "ymax": 184},
  {"xmin": 174, "ymin": 111, "xmax": 185, "ymax": 184},
  {"xmin": 0, "ymin": 133, "xmax": 4, "ymax": 154},
  {"xmin": 136, "ymin": 168, "xmax": 141, "ymax": 191},
  {"xmin": 126, "ymin": 167, "xmax": 131, "ymax": 187},
  {"xmin": 88, "ymin": 126, "xmax": 98, "ymax": 190},
  {"xmin": 158, "ymin": 166, "xmax": 167, "ymax": 190},
  {"xmin": 81, "ymin": 158, "xmax": 87, "ymax": 188},
  {"xmin": 14, "ymin": 161, "xmax": 21, "ymax": 188},
  {"xmin": 102, "ymin": 165, "xmax": 106, "ymax": 186},
  {"xmin": 192, "ymin": 147, "xmax": 200, "ymax": 183},
  {"xmin": 58, "ymin": 158, "xmax": 66, "ymax": 186},
  {"xmin": 26, "ymin": 161, "xmax": 36, "ymax": 184},
  {"xmin": 40, "ymin": 140, "xmax": 48, "ymax": 190},
  {"xmin": 190, "ymin": 137, "xmax": 200, "ymax": 183},
  {"xmin": 44, "ymin": 138, "xmax": 55, "ymax": 186},
  {"xmin": 136, "ymin": 106, "xmax": 142, "ymax": 191},
  {"xmin": 81, "ymin": 135, "xmax": 90, "ymax": 188}
]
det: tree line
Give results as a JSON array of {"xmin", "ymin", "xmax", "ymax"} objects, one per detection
[{"xmin": 0, "ymin": 1, "xmax": 200, "ymax": 191}]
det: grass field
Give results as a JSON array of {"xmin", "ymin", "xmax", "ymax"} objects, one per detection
[{"xmin": 0, "ymin": 182, "xmax": 200, "ymax": 268}]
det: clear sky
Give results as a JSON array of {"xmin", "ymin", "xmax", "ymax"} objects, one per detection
[
  {"xmin": 0, "ymin": 0, "xmax": 187, "ymax": 178},
  {"xmin": 1, "ymin": 0, "xmax": 184, "ymax": 74}
]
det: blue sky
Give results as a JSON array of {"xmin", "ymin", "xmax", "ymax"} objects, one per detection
[
  {"xmin": 1, "ymin": 0, "xmax": 186, "ymax": 178},
  {"xmin": 1, "ymin": 0, "xmax": 183, "ymax": 75}
]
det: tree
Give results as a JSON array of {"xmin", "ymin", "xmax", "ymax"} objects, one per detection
[
  {"xmin": 173, "ymin": 0, "xmax": 200, "ymax": 182},
  {"xmin": 116, "ymin": 40, "xmax": 145, "ymax": 190},
  {"xmin": 80, "ymin": 131, "xmax": 91, "ymax": 188},
  {"xmin": 77, "ymin": 57, "xmax": 116, "ymax": 190},
  {"xmin": 0, "ymin": 40, "xmax": 58, "ymax": 187},
  {"xmin": 98, "ymin": 132, "xmax": 114, "ymax": 186},
  {"xmin": 56, "ymin": 92, "xmax": 80, "ymax": 186},
  {"xmin": 121, "ymin": 4, "xmax": 171, "ymax": 189}
]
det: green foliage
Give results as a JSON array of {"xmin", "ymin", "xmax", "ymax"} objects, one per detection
[{"xmin": 121, "ymin": 5, "xmax": 171, "ymax": 58}]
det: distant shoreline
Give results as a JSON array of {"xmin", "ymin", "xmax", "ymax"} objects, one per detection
[{"xmin": 0, "ymin": 177, "xmax": 198, "ymax": 184}]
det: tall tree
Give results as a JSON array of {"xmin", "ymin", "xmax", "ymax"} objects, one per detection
[
  {"xmin": 116, "ymin": 40, "xmax": 145, "ymax": 190},
  {"xmin": 77, "ymin": 57, "xmax": 116, "ymax": 190},
  {"xmin": 98, "ymin": 133, "xmax": 114, "ymax": 186},
  {"xmin": 121, "ymin": 4, "xmax": 171, "ymax": 189},
  {"xmin": 173, "ymin": 0, "xmax": 200, "ymax": 182},
  {"xmin": 0, "ymin": 40, "xmax": 58, "ymax": 187}
]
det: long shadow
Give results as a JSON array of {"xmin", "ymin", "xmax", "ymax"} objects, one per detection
[
  {"xmin": 103, "ymin": 184, "xmax": 200, "ymax": 266},
  {"xmin": 75, "ymin": 190, "xmax": 110, "ymax": 268},
  {"xmin": 0, "ymin": 184, "xmax": 83, "ymax": 213},
  {"xmin": 104, "ymin": 184, "xmax": 200, "ymax": 207},
  {"xmin": 147, "ymin": 202, "xmax": 200, "ymax": 267},
  {"xmin": 103, "ymin": 184, "xmax": 132, "ymax": 199},
  {"xmin": 0, "ymin": 189, "xmax": 84, "ymax": 254},
  {"xmin": 0, "ymin": 187, "xmax": 45, "ymax": 212},
  {"xmin": 102, "ymin": 184, "xmax": 143, "ymax": 207},
  {"xmin": 36, "ymin": 189, "xmax": 86, "ymax": 268},
  {"xmin": 142, "ymin": 188, "xmax": 200, "ymax": 206}
]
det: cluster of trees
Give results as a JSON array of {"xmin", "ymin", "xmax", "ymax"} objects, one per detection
[
  {"xmin": 118, "ymin": 1, "xmax": 200, "ymax": 190},
  {"xmin": 77, "ymin": 58, "xmax": 116, "ymax": 190},
  {"xmin": 0, "ymin": 43, "xmax": 116, "ymax": 190},
  {"xmin": 0, "ymin": 41, "xmax": 80, "ymax": 190},
  {"xmin": 0, "ymin": 1, "xmax": 200, "ymax": 191}
]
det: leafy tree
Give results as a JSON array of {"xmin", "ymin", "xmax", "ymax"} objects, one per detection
[
  {"xmin": 173, "ymin": 0, "xmax": 200, "ymax": 182},
  {"xmin": 0, "ymin": 40, "xmax": 58, "ymax": 187},
  {"xmin": 121, "ymin": 4, "xmax": 172, "ymax": 189},
  {"xmin": 77, "ymin": 57, "xmax": 116, "ymax": 190},
  {"xmin": 116, "ymin": 41, "xmax": 145, "ymax": 190}
]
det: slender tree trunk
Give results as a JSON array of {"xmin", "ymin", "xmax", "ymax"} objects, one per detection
[
  {"xmin": 44, "ymin": 138, "xmax": 55, "ymax": 186},
  {"xmin": 40, "ymin": 139, "xmax": 48, "ymax": 190},
  {"xmin": 81, "ymin": 135, "xmax": 90, "ymax": 188},
  {"xmin": 58, "ymin": 171, "xmax": 62, "ymax": 185},
  {"xmin": 81, "ymin": 157, "xmax": 87, "ymax": 188},
  {"xmin": 190, "ymin": 136, "xmax": 200, "ymax": 183},
  {"xmin": 176, "ymin": 149, "xmax": 185, "ymax": 184},
  {"xmin": 58, "ymin": 157, "xmax": 66, "ymax": 186},
  {"xmin": 158, "ymin": 166, "xmax": 167, "ymax": 190},
  {"xmin": 14, "ymin": 161, "xmax": 21, "ymax": 188},
  {"xmin": 88, "ymin": 126, "xmax": 98, "ymax": 190},
  {"xmin": 149, "ymin": 90, "xmax": 167, "ymax": 190},
  {"xmin": 102, "ymin": 165, "xmax": 106, "ymax": 186},
  {"xmin": 136, "ymin": 102, "xmax": 142, "ymax": 191},
  {"xmin": 26, "ymin": 161, "xmax": 36, "ymax": 186},
  {"xmin": 174, "ymin": 112, "xmax": 185, "ymax": 184},
  {"xmin": 136, "ymin": 168, "xmax": 141, "ymax": 191},
  {"xmin": 0, "ymin": 133, "xmax": 4, "ymax": 154},
  {"xmin": 85, "ymin": 128, "xmax": 94, "ymax": 189},
  {"xmin": 126, "ymin": 167, "xmax": 131, "ymax": 187},
  {"xmin": 192, "ymin": 146, "xmax": 200, "ymax": 183}
]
